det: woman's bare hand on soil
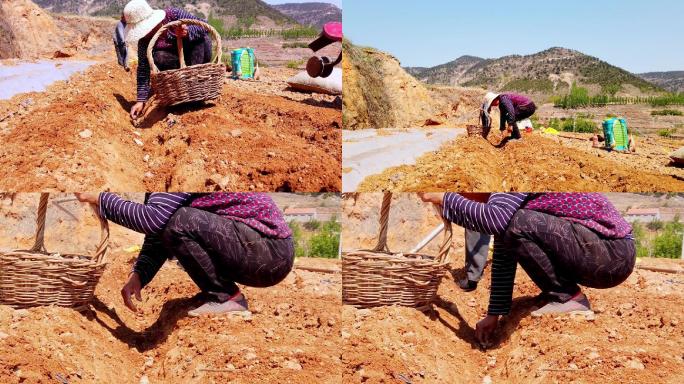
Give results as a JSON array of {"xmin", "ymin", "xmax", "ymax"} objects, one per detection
[{"xmin": 121, "ymin": 272, "xmax": 143, "ymax": 312}]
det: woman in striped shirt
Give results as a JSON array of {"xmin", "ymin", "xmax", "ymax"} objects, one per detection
[
  {"xmin": 122, "ymin": 0, "xmax": 213, "ymax": 119},
  {"xmin": 419, "ymin": 192, "xmax": 635, "ymax": 346},
  {"xmin": 75, "ymin": 192, "xmax": 294, "ymax": 316}
]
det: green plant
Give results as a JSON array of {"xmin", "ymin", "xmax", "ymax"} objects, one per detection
[
  {"xmin": 307, "ymin": 219, "xmax": 341, "ymax": 258},
  {"xmin": 651, "ymin": 109, "xmax": 683, "ymax": 116},
  {"xmin": 303, "ymin": 219, "xmax": 321, "ymax": 231},
  {"xmin": 652, "ymin": 220, "xmax": 683, "ymax": 258},
  {"xmin": 288, "ymin": 221, "xmax": 307, "ymax": 258},
  {"xmin": 287, "ymin": 59, "xmax": 305, "ymax": 69},
  {"xmin": 282, "ymin": 42, "xmax": 310, "ymax": 49},
  {"xmin": 207, "ymin": 13, "xmax": 226, "ymax": 37},
  {"xmin": 658, "ymin": 128, "xmax": 677, "ymax": 138}
]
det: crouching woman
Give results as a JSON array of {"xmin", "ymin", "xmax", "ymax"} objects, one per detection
[
  {"xmin": 75, "ymin": 192, "xmax": 294, "ymax": 316},
  {"xmin": 419, "ymin": 192, "xmax": 635, "ymax": 345}
]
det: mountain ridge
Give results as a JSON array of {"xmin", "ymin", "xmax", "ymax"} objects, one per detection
[
  {"xmin": 272, "ymin": 2, "xmax": 341, "ymax": 28},
  {"xmin": 406, "ymin": 47, "xmax": 664, "ymax": 96}
]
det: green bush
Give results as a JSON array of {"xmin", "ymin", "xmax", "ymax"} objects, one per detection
[
  {"xmin": 307, "ymin": 219, "xmax": 341, "ymax": 258},
  {"xmin": 303, "ymin": 219, "xmax": 321, "ymax": 231},
  {"xmin": 658, "ymin": 128, "xmax": 677, "ymax": 138},
  {"xmin": 652, "ymin": 221, "xmax": 683, "ymax": 258},
  {"xmin": 547, "ymin": 116, "xmax": 597, "ymax": 133},
  {"xmin": 288, "ymin": 221, "xmax": 307, "ymax": 258},
  {"xmin": 646, "ymin": 220, "xmax": 664, "ymax": 231},
  {"xmin": 651, "ymin": 109, "xmax": 683, "ymax": 116},
  {"xmin": 286, "ymin": 59, "xmax": 304, "ymax": 69}
]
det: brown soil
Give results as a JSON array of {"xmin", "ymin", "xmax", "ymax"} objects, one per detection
[
  {"xmin": 342, "ymin": 259, "xmax": 684, "ymax": 383},
  {"xmin": 0, "ymin": 194, "xmax": 342, "ymax": 384},
  {"xmin": 0, "ymin": 62, "xmax": 341, "ymax": 192},
  {"xmin": 341, "ymin": 194, "xmax": 684, "ymax": 383},
  {"xmin": 357, "ymin": 132, "xmax": 684, "ymax": 192}
]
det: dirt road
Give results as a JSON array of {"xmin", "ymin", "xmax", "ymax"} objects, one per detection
[
  {"xmin": 0, "ymin": 61, "xmax": 341, "ymax": 191},
  {"xmin": 358, "ymin": 132, "xmax": 684, "ymax": 192}
]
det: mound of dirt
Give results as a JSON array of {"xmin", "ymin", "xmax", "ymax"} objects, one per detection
[
  {"xmin": 0, "ymin": 62, "xmax": 341, "ymax": 192},
  {"xmin": 341, "ymin": 196, "xmax": 684, "ymax": 383},
  {"xmin": 0, "ymin": 194, "xmax": 342, "ymax": 383},
  {"xmin": 0, "ymin": 0, "xmax": 114, "ymax": 60},
  {"xmin": 342, "ymin": 41, "xmax": 483, "ymax": 130},
  {"xmin": 357, "ymin": 133, "xmax": 684, "ymax": 192}
]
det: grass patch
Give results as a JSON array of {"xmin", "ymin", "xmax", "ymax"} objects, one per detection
[
  {"xmin": 282, "ymin": 42, "xmax": 310, "ymax": 49},
  {"xmin": 546, "ymin": 116, "xmax": 597, "ymax": 133},
  {"xmin": 286, "ymin": 59, "xmax": 305, "ymax": 69},
  {"xmin": 554, "ymin": 84, "xmax": 684, "ymax": 109},
  {"xmin": 652, "ymin": 109, "xmax": 683, "ymax": 116},
  {"xmin": 658, "ymin": 128, "xmax": 678, "ymax": 138}
]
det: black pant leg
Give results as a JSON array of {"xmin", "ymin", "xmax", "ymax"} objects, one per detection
[
  {"xmin": 184, "ymin": 35, "xmax": 213, "ymax": 66},
  {"xmin": 161, "ymin": 207, "xmax": 294, "ymax": 295},
  {"xmin": 502, "ymin": 209, "xmax": 584, "ymax": 301}
]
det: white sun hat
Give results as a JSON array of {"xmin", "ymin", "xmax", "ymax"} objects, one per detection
[
  {"xmin": 483, "ymin": 91, "xmax": 500, "ymax": 111},
  {"xmin": 123, "ymin": 0, "xmax": 166, "ymax": 43}
]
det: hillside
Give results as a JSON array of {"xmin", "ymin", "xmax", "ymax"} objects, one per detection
[
  {"xmin": 272, "ymin": 2, "xmax": 341, "ymax": 28},
  {"xmin": 639, "ymin": 71, "xmax": 684, "ymax": 93},
  {"xmin": 33, "ymin": 0, "xmax": 296, "ymax": 28},
  {"xmin": 343, "ymin": 40, "xmax": 483, "ymax": 130},
  {"xmin": 407, "ymin": 47, "xmax": 663, "ymax": 96},
  {"xmin": 0, "ymin": 0, "xmax": 115, "ymax": 60}
]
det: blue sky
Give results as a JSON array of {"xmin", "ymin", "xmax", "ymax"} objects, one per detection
[
  {"xmin": 344, "ymin": 0, "xmax": 683, "ymax": 73},
  {"xmin": 265, "ymin": 0, "xmax": 342, "ymax": 7}
]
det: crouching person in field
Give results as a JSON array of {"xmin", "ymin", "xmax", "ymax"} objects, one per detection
[
  {"xmin": 75, "ymin": 192, "xmax": 294, "ymax": 316},
  {"xmin": 418, "ymin": 192, "xmax": 636, "ymax": 346},
  {"xmin": 481, "ymin": 92, "xmax": 537, "ymax": 141}
]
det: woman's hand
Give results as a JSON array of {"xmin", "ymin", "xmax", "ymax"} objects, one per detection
[
  {"xmin": 417, "ymin": 193, "xmax": 445, "ymax": 205},
  {"xmin": 175, "ymin": 25, "xmax": 189, "ymax": 38},
  {"xmin": 121, "ymin": 272, "xmax": 143, "ymax": 313},
  {"xmin": 130, "ymin": 102, "xmax": 145, "ymax": 119},
  {"xmin": 475, "ymin": 314, "xmax": 499, "ymax": 347},
  {"xmin": 74, "ymin": 193, "xmax": 99, "ymax": 205}
]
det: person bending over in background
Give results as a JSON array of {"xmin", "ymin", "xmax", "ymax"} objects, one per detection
[
  {"xmin": 74, "ymin": 192, "xmax": 294, "ymax": 316},
  {"xmin": 113, "ymin": 13, "xmax": 129, "ymax": 71},
  {"xmin": 123, "ymin": 0, "xmax": 213, "ymax": 119},
  {"xmin": 481, "ymin": 92, "xmax": 537, "ymax": 141},
  {"xmin": 419, "ymin": 192, "xmax": 635, "ymax": 346}
]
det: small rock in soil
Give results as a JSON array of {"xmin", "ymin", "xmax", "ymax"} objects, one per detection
[
  {"xmin": 79, "ymin": 129, "xmax": 93, "ymax": 139},
  {"xmin": 230, "ymin": 129, "xmax": 242, "ymax": 138},
  {"xmin": 282, "ymin": 359, "xmax": 302, "ymax": 370}
]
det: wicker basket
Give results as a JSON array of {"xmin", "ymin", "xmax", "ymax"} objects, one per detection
[
  {"xmin": 0, "ymin": 194, "xmax": 109, "ymax": 310},
  {"xmin": 467, "ymin": 124, "xmax": 484, "ymax": 137},
  {"xmin": 342, "ymin": 193, "xmax": 453, "ymax": 311},
  {"xmin": 147, "ymin": 19, "xmax": 225, "ymax": 107}
]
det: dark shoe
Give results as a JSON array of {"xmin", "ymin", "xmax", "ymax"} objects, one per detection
[{"xmin": 458, "ymin": 278, "xmax": 478, "ymax": 292}]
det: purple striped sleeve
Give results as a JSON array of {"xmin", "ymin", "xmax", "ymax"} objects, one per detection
[
  {"xmin": 442, "ymin": 193, "xmax": 528, "ymax": 236},
  {"xmin": 166, "ymin": 8, "xmax": 207, "ymax": 42},
  {"xmin": 98, "ymin": 192, "xmax": 193, "ymax": 235}
]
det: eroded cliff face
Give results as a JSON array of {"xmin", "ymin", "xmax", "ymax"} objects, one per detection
[{"xmin": 343, "ymin": 40, "xmax": 485, "ymax": 130}]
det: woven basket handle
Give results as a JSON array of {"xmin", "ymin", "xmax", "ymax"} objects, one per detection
[
  {"xmin": 29, "ymin": 193, "xmax": 109, "ymax": 265},
  {"xmin": 147, "ymin": 19, "xmax": 223, "ymax": 75},
  {"xmin": 372, "ymin": 192, "xmax": 452, "ymax": 263}
]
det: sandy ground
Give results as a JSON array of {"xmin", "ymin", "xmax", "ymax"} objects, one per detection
[
  {"xmin": 357, "ymin": 131, "xmax": 684, "ymax": 192},
  {"xmin": 342, "ymin": 128, "xmax": 464, "ymax": 192},
  {"xmin": 0, "ymin": 194, "xmax": 342, "ymax": 384},
  {"xmin": 340, "ymin": 194, "xmax": 684, "ymax": 383},
  {"xmin": 0, "ymin": 61, "xmax": 341, "ymax": 192}
]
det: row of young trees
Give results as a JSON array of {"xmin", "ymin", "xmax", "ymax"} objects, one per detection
[
  {"xmin": 208, "ymin": 13, "xmax": 319, "ymax": 40},
  {"xmin": 553, "ymin": 84, "xmax": 684, "ymax": 109}
]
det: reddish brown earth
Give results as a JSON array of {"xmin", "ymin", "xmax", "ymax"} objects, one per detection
[
  {"xmin": 0, "ymin": 61, "xmax": 341, "ymax": 192},
  {"xmin": 358, "ymin": 132, "xmax": 684, "ymax": 192},
  {"xmin": 0, "ymin": 194, "xmax": 342, "ymax": 383},
  {"xmin": 341, "ymin": 193, "xmax": 684, "ymax": 383}
]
